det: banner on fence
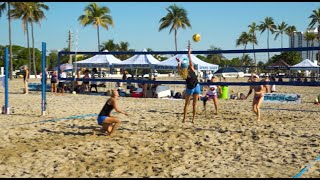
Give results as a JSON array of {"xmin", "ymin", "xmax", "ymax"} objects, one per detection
[{"xmin": 264, "ymin": 93, "xmax": 301, "ymax": 104}]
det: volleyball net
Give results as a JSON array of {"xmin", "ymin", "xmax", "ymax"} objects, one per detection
[{"xmin": 57, "ymin": 46, "xmax": 320, "ymax": 87}]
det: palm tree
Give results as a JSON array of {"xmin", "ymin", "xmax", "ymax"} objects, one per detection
[
  {"xmin": 159, "ymin": 4, "xmax": 191, "ymax": 51},
  {"xmin": 274, "ymin": 21, "xmax": 288, "ymax": 48},
  {"xmin": 29, "ymin": 2, "xmax": 49, "ymax": 77},
  {"xmin": 78, "ymin": 3, "xmax": 114, "ymax": 52},
  {"xmin": 308, "ymin": 8, "xmax": 320, "ymax": 62},
  {"xmin": 118, "ymin": 41, "xmax": 131, "ymax": 60},
  {"xmin": 259, "ymin": 17, "xmax": 276, "ymax": 61},
  {"xmin": 248, "ymin": 22, "xmax": 259, "ymax": 68},
  {"xmin": 242, "ymin": 54, "xmax": 254, "ymax": 66},
  {"xmin": 0, "ymin": 2, "xmax": 14, "ymax": 80},
  {"xmin": 285, "ymin": 25, "xmax": 297, "ymax": 48},
  {"xmin": 236, "ymin": 32, "xmax": 250, "ymax": 66},
  {"xmin": 206, "ymin": 46, "xmax": 226, "ymax": 66},
  {"xmin": 101, "ymin": 39, "xmax": 119, "ymax": 52},
  {"xmin": 10, "ymin": 2, "xmax": 33, "ymax": 76}
]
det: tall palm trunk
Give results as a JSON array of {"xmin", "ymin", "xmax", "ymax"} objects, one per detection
[
  {"xmin": 8, "ymin": 2, "xmax": 13, "ymax": 80},
  {"xmin": 242, "ymin": 44, "xmax": 247, "ymax": 66},
  {"xmin": 97, "ymin": 25, "xmax": 100, "ymax": 51},
  {"xmin": 31, "ymin": 22, "xmax": 37, "ymax": 77},
  {"xmin": 281, "ymin": 33, "xmax": 283, "ymax": 49},
  {"xmin": 253, "ymin": 43, "xmax": 257, "ymax": 72},
  {"xmin": 174, "ymin": 29, "xmax": 177, "ymax": 51},
  {"xmin": 306, "ymin": 41, "xmax": 309, "ymax": 59},
  {"xmin": 26, "ymin": 21, "xmax": 32, "ymax": 70},
  {"xmin": 267, "ymin": 29, "xmax": 270, "ymax": 61},
  {"xmin": 311, "ymin": 40, "xmax": 314, "ymax": 61},
  {"xmin": 318, "ymin": 25, "xmax": 320, "ymax": 62}
]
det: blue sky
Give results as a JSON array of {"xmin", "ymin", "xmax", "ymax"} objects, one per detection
[{"xmin": 0, "ymin": 2, "xmax": 319, "ymax": 62}]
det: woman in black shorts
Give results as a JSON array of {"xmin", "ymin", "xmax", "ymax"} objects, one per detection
[{"xmin": 51, "ymin": 70, "xmax": 57, "ymax": 93}]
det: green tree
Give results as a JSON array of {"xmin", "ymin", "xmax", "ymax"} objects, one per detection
[
  {"xmin": 242, "ymin": 54, "xmax": 254, "ymax": 66},
  {"xmin": 206, "ymin": 45, "xmax": 226, "ymax": 65},
  {"xmin": 236, "ymin": 31, "xmax": 250, "ymax": 65},
  {"xmin": 259, "ymin": 17, "xmax": 276, "ymax": 61},
  {"xmin": 308, "ymin": 8, "xmax": 320, "ymax": 62},
  {"xmin": 118, "ymin": 41, "xmax": 132, "ymax": 60},
  {"xmin": 274, "ymin": 21, "xmax": 288, "ymax": 48},
  {"xmin": 31, "ymin": 2, "xmax": 49, "ymax": 76},
  {"xmin": 101, "ymin": 39, "xmax": 119, "ymax": 52},
  {"xmin": 268, "ymin": 51, "xmax": 302, "ymax": 66},
  {"xmin": 11, "ymin": 2, "xmax": 33, "ymax": 76},
  {"xmin": 0, "ymin": 2, "xmax": 14, "ymax": 79},
  {"xmin": 228, "ymin": 57, "xmax": 242, "ymax": 67},
  {"xmin": 78, "ymin": 3, "xmax": 114, "ymax": 52},
  {"xmin": 159, "ymin": 4, "xmax": 191, "ymax": 51},
  {"xmin": 47, "ymin": 50, "xmax": 58, "ymax": 71}
]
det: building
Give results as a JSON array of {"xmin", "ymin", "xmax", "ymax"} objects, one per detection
[{"xmin": 290, "ymin": 27, "xmax": 319, "ymax": 63}]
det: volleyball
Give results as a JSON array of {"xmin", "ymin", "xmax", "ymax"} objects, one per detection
[
  {"xmin": 181, "ymin": 58, "xmax": 189, "ymax": 69},
  {"xmin": 193, "ymin": 34, "xmax": 201, "ymax": 42},
  {"xmin": 72, "ymin": 91, "xmax": 76, "ymax": 94}
]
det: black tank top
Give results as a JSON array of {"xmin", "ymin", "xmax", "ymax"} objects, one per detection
[
  {"xmin": 186, "ymin": 69, "xmax": 198, "ymax": 89},
  {"xmin": 98, "ymin": 99, "xmax": 114, "ymax": 116}
]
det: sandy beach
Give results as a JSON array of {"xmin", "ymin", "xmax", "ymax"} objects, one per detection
[{"xmin": 0, "ymin": 78, "xmax": 319, "ymax": 178}]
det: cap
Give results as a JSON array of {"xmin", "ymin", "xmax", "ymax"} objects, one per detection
[{"xmin": 252, "ymin": 74, "xmax": 259, "ymax": 79}]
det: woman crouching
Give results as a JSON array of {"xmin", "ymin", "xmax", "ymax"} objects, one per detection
[{"xmin": 97, "ymin": 89, "xmax": 129, "ymax": 137}]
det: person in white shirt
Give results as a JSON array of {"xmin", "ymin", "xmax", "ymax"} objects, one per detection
[
  {"xmin": 202, "ymin": 76, "xmax": 222, "ymax": 115},
  {"xmin": 207, "ymin": 71, "xmax": 213, "ymax": 82},
  {"xmin": 58, "ymin": 69, "xmax": 67, "ymax": 94}
]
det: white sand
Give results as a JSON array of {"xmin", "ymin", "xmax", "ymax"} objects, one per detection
[{"xmin": 0, "ymin": 78, "xmax": 319, "ymax": 178}]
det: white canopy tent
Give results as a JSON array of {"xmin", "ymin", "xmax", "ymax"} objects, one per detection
[
  {"xmin": 73, "ymin": 50, "xmax": 122, "ymax": 91},
  {"xmin": 73, "ymin": 50, "xmax": 122, "ymax": 68},
  {"xmin": 153, "ymin": 50, "xmax": 219, "ymax": 72},
  {"xmin": 113, "ymin": 49, "xmax": 160, "ymax": 69},
  {"xmin": 290, "ymin": 59, "xmax": 319, "ymax": 70},
  {"xmin": 290, "ymin": 59, "xmax": 320, "ymax": 81}
]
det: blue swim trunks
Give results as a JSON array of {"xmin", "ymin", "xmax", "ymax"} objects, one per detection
[
  {"xmin": 97, "ymin": 116, "xmax": 108, "ymax": 125},
  {"xmin": 186, "ymin": 84, "xmax": 201, "ymax": 96}
]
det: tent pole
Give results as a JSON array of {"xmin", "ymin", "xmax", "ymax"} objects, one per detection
[{"xmin": 174, "ymin": 70, "xmax": 176, "ymax": 93}]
